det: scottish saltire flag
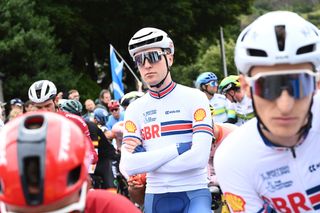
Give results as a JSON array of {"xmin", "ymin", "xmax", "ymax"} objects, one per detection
[{"xmin": 110, "ymin": 45, "xmax": 124, "ymax": 100}]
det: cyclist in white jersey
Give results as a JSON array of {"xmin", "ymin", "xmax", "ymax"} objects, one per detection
[
  {"xmin": 195, "ymin": 72, "xmax": 232, "ymax": 123},
  {"xmin": 219, "ymin": 75, "xmax": 255, "ymax": 126},
  {"xmin": 120, "ymin": 27, "xmax": 213, "ymax": 213},
  {"xmin": 214, "ymin": 11, "xmax": 320, "ymax": 212}
]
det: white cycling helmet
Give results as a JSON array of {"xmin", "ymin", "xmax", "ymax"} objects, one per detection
[
  {"xmin": 235, "ymin": 11, "xmax": 320, "ymax": 74},
  {"xmin": 128, "ymin": 27, "xmax": 174, "ymax": 57},
  {"xmin": 28, "ymin": 80, "xmax": 57, "ymax": 103}
]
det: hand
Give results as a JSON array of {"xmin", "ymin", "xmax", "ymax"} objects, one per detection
[
  {"xmin": 133, "ymin": 145, "xmax": 146, "ymax": 153},
  {"xmin": 124, "ymin": 138, "xmax": 142, "ymax": 153},
  {"xmin": 176, "ymin": 142, "xmax": 192, "ymax": 155},
  {"xmin": 128, "ymin": 173, "xmax": 146, "ymax": 189}
]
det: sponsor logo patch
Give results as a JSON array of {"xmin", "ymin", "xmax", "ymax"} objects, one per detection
[
  {"xmin": 194, "ymin": 108, "xmax": 206, "ymax": 121},
  {"xmin": 125, "ymin": 120, "xmax": 137, "ymax": 133},
  {"xmin": 225, "ymin": 192, "xmax": 246, "ymax": 212}
]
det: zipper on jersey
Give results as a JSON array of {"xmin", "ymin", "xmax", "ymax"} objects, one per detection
[{"xmin": 290, "ymin": 147, "xmax": 296, "ymax": 158}]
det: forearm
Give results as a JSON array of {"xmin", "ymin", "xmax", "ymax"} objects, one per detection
[
  {"xmin": 156, "ymin": 134, "xmax": 212, "ymax": 173},
  {"xmin": 120, "ymin": 144, "xmax": 179, "ymax": 175}
]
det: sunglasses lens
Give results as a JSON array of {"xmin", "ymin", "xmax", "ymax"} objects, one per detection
[
  {"xmin": 253, "ymin": 72, "xmax": 315, "ymax": 100},
  {"xmin": 147, "ymin": 51, "xmax": 161, "ymax": 64},
  {"xmin": 134, "ymin": 51, "xmax": 163, "ymax": 66},
  {"xmin": 134, "ymin": 54, "xmax": 144, "ymax": 66},
  {"xmin": 208, "ymin": 81, "xmax": 217, "ymax": 87}
]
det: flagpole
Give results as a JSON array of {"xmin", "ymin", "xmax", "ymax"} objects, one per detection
[
  {"xmin": 219, "ymin": 27, "xmax": 228, "ymax": 78},
  {"xmin": 110, "ymin": 44, "xmax": 141, "ymax": 84}
]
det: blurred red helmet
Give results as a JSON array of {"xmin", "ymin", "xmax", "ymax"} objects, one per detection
[
  {"xmin": 107, "ymin": 100, "xmax": 120, "ymax": 111},
  {"xmin": 0, "ymin": 111, "xmax": 90, "ymax": 208}
]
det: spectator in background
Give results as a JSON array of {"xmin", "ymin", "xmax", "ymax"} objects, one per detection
[
  {"xmin": 68, "ymin": 89, "xmax": 80, "ymax": 101},
  {"xmin": 83, "ymin": 99, "xmax": 96, "ymax": 122},
  {"xmin": 0, "ymin": 101, "xmax": 6, "ymax": 123},
  {"xmin": 93, "ymin": 108, "xmax": 109, "ymax": 133},
  {"xmin": 7, "ymin": 99, "xmax": 24, "ymax": 122},
  {"xmin": 10, "ymin": 98, "xmax": 24, "ymax": 110},
  {"xmin": 7, "ymin": 107, "xmax": 23, "ymax": 121},
  {"xmin": 24, "ymin": 100, "xmax": 36, "ymax": 112},
  {"xmin": 105, "ymin": 100, "xmax": 124, "ymax": 140},
  {"xmin": 96, "ymin": 89, "xmax": 112, "ymax": 112}
]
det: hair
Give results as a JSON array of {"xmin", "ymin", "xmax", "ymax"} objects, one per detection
[
  {"xmin": 68, "ymin": 89, "xmax": 79, "ymax": 98},
  {"xmin": 99, "ymin": 89, "xmax": 111, "ymax": 99},
  {"xmin": 24, "ymin": 100, "xmax": 33, "ymax": 108}
]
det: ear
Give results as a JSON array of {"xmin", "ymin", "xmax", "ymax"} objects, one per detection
[
  {"xmin": 54, "ymin": 96, "xmax": 59, "ymax": 105},
  {"xmin": 239, "ymin": 74, "xmax": 251, "ymax": 97},
  {"xmin": 200, "ymin": 84, "xmax": 207, "ymax": 91},
  {"xmin": 167, "ymin": 54, "xmax": 174, "ymax": 67}
]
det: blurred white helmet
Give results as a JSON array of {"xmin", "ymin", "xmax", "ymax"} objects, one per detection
[
  {"xmin": 128, "ymin": 27, "xmax": 174, "ymax": 57},
  {"xmin": 28, "ymin": 80, "xmax": 57, "ymax": 103},
  {"xmin": 235, "ymin": 11, "xmax": 320, "ymax": 74}
]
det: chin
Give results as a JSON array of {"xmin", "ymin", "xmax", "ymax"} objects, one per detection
[{"xmin": 272, "ymin": 127, "xmax": 300, "ymax": 139}]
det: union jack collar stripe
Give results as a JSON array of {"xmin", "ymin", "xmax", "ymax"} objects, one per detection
[{"xmin": 148, "ymin": 81, "xmax": 176, "ymax": 99}]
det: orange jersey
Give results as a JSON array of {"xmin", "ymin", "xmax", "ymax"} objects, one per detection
[{"xmin": 208, "ymin": 123, "xmax": 237, "ymax": 186}]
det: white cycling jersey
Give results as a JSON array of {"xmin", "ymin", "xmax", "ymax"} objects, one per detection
[
  {"xmin": 209, "ymin": 93, "xmax": 229, "ymax": 123},
  {"xmin": 214, "ymin": 92, "xmax": 320, "ymax": 212},
  {"xmin": 120, "ymin": 81, "xmax": 213, "ymax": 194},
  {"xmin": 229, "ymin": 94, "xmax": 255, "ymax": 126}
]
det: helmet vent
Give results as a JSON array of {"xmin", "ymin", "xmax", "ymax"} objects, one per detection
[
  {"xmin": 67, "ymin": 165, "xmax": 81, "ymax": 186},
  {"xmin": 129, "ymin": 36, "xmax": 163, "ymax": 51},
  {"xmin": 275, "ymin": 25, "xmax": 286, "ymax": 51},
  {"xmin": 24, "ymin": 157, "xmax": 40, "ymax": 190},
  {"xmin": 24, "ymin": 115, "xmax": 44, "ymax": 130},
  {"xmin": 296, "ymin": 44, "xmax": 315, "ymax": 55},
  {"xmin": 132, "ymin": 31, "xmax": 153, "ymax": 40},
  {"xmin": 45, "ymin": 86, "xmax": 50, "ymax": 96},
  {"xmin": 35, "ymin": 89, "xmax": 42, "ymax": 99},
  {"xmin": 247, "ymin": 49, "xmax": 267, "ymax": 57},
  {"xmin": 23, "ymin": 156, "xmax": 43, "ymax": 205}
]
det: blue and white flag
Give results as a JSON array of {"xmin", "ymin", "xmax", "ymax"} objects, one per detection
[{"xmin": 110, "ymin": 45, "xmax": 124, "ymax": 100}]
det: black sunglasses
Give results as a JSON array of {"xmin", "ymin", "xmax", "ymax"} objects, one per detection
[{"xmin": 134, "ymin": 50, "xmax": 166, "ymax": 67}]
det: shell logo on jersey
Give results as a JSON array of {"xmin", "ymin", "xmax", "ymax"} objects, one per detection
[
  {"xmin": 225, "ymin": 192, "xmax": 246, "ymax": 212},
  {"xmin": 194, "ymin": 108, "xmax": 206, "ymax": 122},
  {"xmin": 125, "ymin": 120, "xmax": 137, "ymax": 133}
]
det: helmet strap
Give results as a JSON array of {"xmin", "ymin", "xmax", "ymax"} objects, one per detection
[
  {"xmin": 202, "ymin": 86, "xmax": 215, "ymax": 97},
  {"xmin": 228, "ymin": 90, "xmax": 238, "ymax": 103}
]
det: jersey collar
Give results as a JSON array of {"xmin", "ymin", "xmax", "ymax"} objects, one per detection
[{"xmin": 148, "ymin": 81, "xmax": 176, "ymax": 99}]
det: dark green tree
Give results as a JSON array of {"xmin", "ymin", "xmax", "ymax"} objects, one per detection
[
  {"xmin": 0, "ymin": 0, "xmax": 80, "ymax": 101},
  {"xmin": 33, "ymin": 0, "xmax": 254, "ymax": 91}
]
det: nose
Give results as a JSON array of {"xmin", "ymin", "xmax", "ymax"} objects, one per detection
[
  {"xmin": 142, "ymin": 58, "xmax": 152, "ymax": 68},
  {"xmin": 275, "ymin": 90, "xmax": 295, "ymax": 114}
]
